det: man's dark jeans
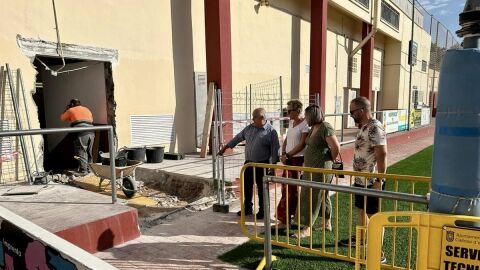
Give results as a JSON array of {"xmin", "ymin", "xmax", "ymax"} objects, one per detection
[
  {"xmin": 73, "ymin": 132, "xmax": 94, "ymax": 172},
  {"xmin": 243, "ymin": 160, "xmax": 270, "ymax": 214}
]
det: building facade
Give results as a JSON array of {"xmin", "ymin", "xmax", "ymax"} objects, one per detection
[{"xmin": 0, "ymin": 0, "xmax": 434, "ymax": 172}]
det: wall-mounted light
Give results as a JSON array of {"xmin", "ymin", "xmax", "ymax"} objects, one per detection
[{"xmin": 260, "ymin": 0, "xmax": 270, "ymax": 7}]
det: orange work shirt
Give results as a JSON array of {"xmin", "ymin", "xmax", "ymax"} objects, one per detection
[{"xmin": 60, "ymin": 106, "xmax": 93, "ymax": 124}]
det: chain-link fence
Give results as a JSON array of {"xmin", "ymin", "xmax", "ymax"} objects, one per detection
[
  {"xmin": 415, "ymin": 1, "xmax": 461, "ymax": 110},
  {"xmin": 0, "ymin": 66, "xmax": 36, "ymax": 185}
]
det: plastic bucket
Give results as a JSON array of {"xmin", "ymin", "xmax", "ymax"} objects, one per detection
[
  {"xmin": 146, "ymin": 146, "xmax": 165, "ymax": 163},
  {"xmin": 126, "ymin": 147, "xmax": 146, "ymax": 162},
  {"xmin": 99, "ymin": 151, "xmax": 128, "ymax": 166}
]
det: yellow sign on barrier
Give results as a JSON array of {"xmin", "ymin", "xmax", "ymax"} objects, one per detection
[
  {"xmin": 364, "ymin": 212, "xmax": 480, "ymax": 270},
  {"xmin": 440, "ymin": 227, "xmax": 480, "ymax": 270}
]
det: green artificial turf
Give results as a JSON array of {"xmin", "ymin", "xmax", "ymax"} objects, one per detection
[{"xmin": 219, "ymin": 146, "xmax": 433, "ymax": 270}]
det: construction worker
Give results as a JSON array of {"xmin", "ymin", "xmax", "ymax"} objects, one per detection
[{"xmin": 60, "ymin": 99, "xmax": 94, "ymax": 175}]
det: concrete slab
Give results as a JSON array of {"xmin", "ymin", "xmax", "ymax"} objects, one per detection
[
  {"xmin": 1, "ymin": 185, "xmax": 49, "ymax": 195},
  {"xmin": 0, "ymin": 183, "xmax": 140, "ymax": 253}
]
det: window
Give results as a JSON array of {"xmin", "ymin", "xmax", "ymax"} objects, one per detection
[
  {"xmin": 354, "ymin": 0, "xmax": 369, "ymax": 8},
  {"xmin": 381, "ymin": 1, "xmax": 400, "ymax": 29},
  {"xmin": 412, "ymin": 88, "xmax": 424, "ymax": 108},
  {"xmin": 421, "ymin": 60, "xmax": 427, "ymax": 72}
]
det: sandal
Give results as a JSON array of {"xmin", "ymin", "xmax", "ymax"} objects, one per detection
[
  {"xmin": 324, "ymin": 219, "xmax": 332, "ymax": 231},
  {"xmin": 291, "ymin": 227, "xmax": 311, "ymax": 239}
]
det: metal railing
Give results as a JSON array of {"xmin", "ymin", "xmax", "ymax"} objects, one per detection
[
  {"xmin": 237, "ymin": 163, "xmax": 431, "ymax": 269},
  {"xmin": 0, "ymin": 126, "xmax": 118, "ymax": 203},
  {"xmin": 261, "ymin": 175, "xmax": 428, "ymax": 270}
]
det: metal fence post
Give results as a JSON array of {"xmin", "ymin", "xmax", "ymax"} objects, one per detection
[
  {"xmin": 6, "ymin": 64, "xmax": 32, "ymax": 184},
  {"xmin": 212, "ymin": 87, "xmax": 219, "ymax": 204},
  {"xmin": 279, "ymin": 76, "xmax": 283, "ymax": 113},
  {"xmin": 17, "ymin": 69, "xmax": 39, "ymax": 173},
  {"xmin": 107, "ymin": 126, "xmax": 117, "ymax": 203},
  {"xmin": 217, "ymin": 89, "xmax": 226, "ymax": 205},
  {"xmin": 263, "ymin": 175, "xmax": 273, "ymax": 270},
  {"xmin": 245, "ymin": 86, "xmax": 248, "ymax": 121},
  {"xmin": 341, "ymin": 114, "xmax": 345, "ymax": 142},
  {"xmin": 249, "ymin": 84, "xmax": 252, "ymax": 115},
  {"xmin": 407, "ymin": 0, "xmax": 416, "ymax": 131}
]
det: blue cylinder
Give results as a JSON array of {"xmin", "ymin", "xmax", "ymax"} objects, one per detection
[{"xmin": 429, "ymin": 49, "xmax": 480, "ymax": 216}]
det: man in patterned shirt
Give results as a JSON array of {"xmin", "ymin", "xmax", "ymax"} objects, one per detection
[
  {"xmin": 340, "ymin": 97, "xmax": 387, "ymax": 253},
  {"xmin": 218, "ymin": 108, "xmax": 280, "ymax": 219}
]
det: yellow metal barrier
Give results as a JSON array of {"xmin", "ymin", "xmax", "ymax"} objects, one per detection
[
  {"xmin": 359, "ymin": 211, "xmax": 480, "ymax": 270},
  {"xmin": 238, "ymin": 163, "xmax": 432, "ymax": 267}
]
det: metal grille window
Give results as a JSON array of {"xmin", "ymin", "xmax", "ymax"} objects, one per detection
[
  {"xmin": 412, "ymin": 89, "xmax": 424, "ymax": 106},
  {"xmin": 130, "ymin": 115, "xmax": 175, "ymax": 146},
  {"xmin": 381, "ymin": 1, "xmax": 400, "ymax": 29},
  {"xmin": 353, "ymin": 0, "xmax": 369, "ymax": 8},
  {"xmin": 421, "ymin": 60, "xmax": 427, "ymax": 72}
]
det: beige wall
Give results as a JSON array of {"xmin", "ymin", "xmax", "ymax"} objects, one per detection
[
  {"xmin": 0, "ymin": 0, "xmax": 179, "ymax": 149},
  {"xmin": 0, "ymin": 0, "xmax": 432, "ymax": 161}
]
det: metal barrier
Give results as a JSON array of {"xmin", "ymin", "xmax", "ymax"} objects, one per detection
[
  {"xmin": 0, "ymin": 126, "xmax": 118, "ymax": 203},
  {"xmin": 360, "ymin": 211, "xmax": 480, "ymax": 270},
  {"xmin": 238, "ymin": 163, "xmax": 431, "ymax": 269}
]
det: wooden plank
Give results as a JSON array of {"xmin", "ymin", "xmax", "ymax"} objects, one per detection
[{"xmin": 200, "ymin": 83, "xmax": 215, "ymax": 158}]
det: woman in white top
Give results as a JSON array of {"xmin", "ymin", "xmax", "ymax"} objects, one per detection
[{"xmin": 276, "ymin": 100, "xmax": 309, "ymax": 227}]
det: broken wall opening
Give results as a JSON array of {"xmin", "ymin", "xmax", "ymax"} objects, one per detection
[{"xmin": 32, "ymin": 56, "xmax": 116, "ymax": 173}]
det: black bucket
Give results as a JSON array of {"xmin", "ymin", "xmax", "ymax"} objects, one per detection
[
  {"xmin": 99, "ymin": 150, "xmax": 128, "ymax": 167},
  {"xmin": 126, "ymin": 147, "xmax": 146, "ymax": 162},
  {"xmin": 146, "ymin": 146, "xmax": 165, "ymax": 163}
]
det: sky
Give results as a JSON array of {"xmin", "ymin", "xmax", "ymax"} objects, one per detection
[{"xmin": 418, "ymin": 0, "xmax": 465, "ymax": 37}]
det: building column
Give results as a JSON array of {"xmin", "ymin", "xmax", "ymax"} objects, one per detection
[
  {"xmin": 309, "ymin": 0, "xmax": 328, "ymax": 108},
  {"xmin": 204, "ymin": 0, "xmax": 233, "ymax": 142},
  {"xmin": 360, "ymin": 22, "xmax": 374, "ymax": 100}
]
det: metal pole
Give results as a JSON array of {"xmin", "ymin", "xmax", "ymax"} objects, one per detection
[
  {"xmin": 249, "ymin": 84, "xmax": 252, "ymax": 115},
  {"xmin": 107, "ymin": 126, "xmax": 116, "ymax": 204},
  {"xmin": 268, "ymin": 176, "xmax": 429, "ymax": 204},
  {"xmin": 263, "ymin": 177, "xmax": 273, "ymax": 270},
  {"xmin": 17, "ymin": 69, "xmax": 39, "ymax": 173},
  {"xmin": 430, "ymin": 21, "xmax": 440, "ymax": 109},
  {"xmin": 0, "ymin": 126, "xmax": 117, "ymax": 203},
  {"xmin": 217, "ymin": 89, "xmax": 226, "ymax": 205},
  {"xmin": 341, "ymin": 113, "xmax": 345, "ymax": 143},
  {"xmin": 279, "ymin": 76, "xmax": 283, "ymax": 115},
  {"xmin": 0, "ymin": 126, "xmax": 115, "ymax": 137},
  {"xmin": 6, "ymin": 64, "xmax": 32, "ymax": 184},
  {"xmin": 0, "ymin": 68, "xmax": 5, "ymax": 182},
  {"xmin": 212, "ymin": 88, "xmax": 219, "ymax": 204},
  {"xmin": 216, "ymin": 90, "xmax": 222, "ymax": 204},
  {"xmin": 407, "ymin": 0, "xmax": 416, "ymax": 130},
  {"xmin": 245, "ymin": 86, "xmax": 248, "ymax": 122}
]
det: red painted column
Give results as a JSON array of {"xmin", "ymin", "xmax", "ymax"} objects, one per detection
[
  {"xmin": 360, "ymin": 22, "xmax": 374, "ymax": 100},
  {"xmin": 309, "ymin": 0, "xmax": 328, "ymax": 108},
  {"xmin": 204, "ymin": 0, "xmax": 233, "ymax": 141}
]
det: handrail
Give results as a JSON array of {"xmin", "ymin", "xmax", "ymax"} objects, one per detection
[
  {"xmin": 265, "ymin": 176, "xmax": 429, "ymax": 204},
  {"xmin": 0, "ymin": 126, "xmax": 118, "ymax": 203},
  {"xmin": 261, "ymin": 174, "xmax": 430, "ymax": 269}
]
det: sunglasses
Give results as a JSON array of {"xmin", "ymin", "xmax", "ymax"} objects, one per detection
[{"xmin": 350, "ymin": 107, "xmax": 364, "ymax": 116}]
